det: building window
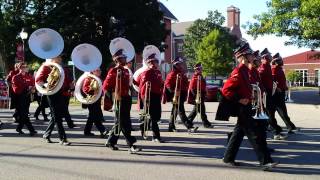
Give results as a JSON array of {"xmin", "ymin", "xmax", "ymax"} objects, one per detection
[
  {"xmin": 295, "ymin": 69, "xmax": 308, "ymax": 86},
  {"xmin": 177, "ymin": 43, "xmax": 183, "ymax": 52}
]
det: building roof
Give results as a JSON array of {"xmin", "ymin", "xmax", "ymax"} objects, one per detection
[
  {"xmin": 171, "ymin": 21, "xmax": 194, "ymax": 37},
  {"xmin": 283, "ymin": 50, "xmax": 320, "ymax": 64},
  {"xmin": 159, "ymin": 2, "xmax": 178, "ymax": 21}
]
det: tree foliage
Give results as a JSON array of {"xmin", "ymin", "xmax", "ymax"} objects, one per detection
[
  {"xmin": 183, "ymin": 10, "xmax": 227, "ymax": 68},
  {"xmin": 0, "ymin": 0, "xmax": 168, "ymax": 73},
  {"xmin": 285, "ymin": 70, "xmax": 302, "ymax": 82},
  {"xmin": 245, "ymin": 0, "xmax": 320, "ymax": 48},
  {"xmin": 196, "ymin": 29, "xmax": 236, "ymax": 77}
]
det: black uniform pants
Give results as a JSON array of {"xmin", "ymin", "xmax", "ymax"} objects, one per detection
[
  {"xmin": 187, "ymin": 100, "xmax": 209, "ymax": 125},
  {"xmin": 106, "ymin": 96, "xmax": 136, "ymax": 147},
  {"xmin": 44, "ymin": 93, "xmax": 67, "ymax": 140},
  {"xmin": 84, "ymin": 99, "xmax": 106, "ymax": 134},
  {"xmin": 223, "ymin": 105, "xmax": 273, "ymax": 165},
  {"xmin": 15, "ymin": 92, "xmax": 35, "ymax": 132},
  {"xmin": 169, "ymin": 95, "xmax": 193, "ymax": 129},
  {"xmin": 271, "ymin": 91, "xmax": 296, "ymax": 130},
  {"xmin": 139, "ymin": 94, "xmax": 161, "ymax": 139},
  {"xmin": 34, "ymin": 95, "xmax": 47, "ymax": 118},
  {"xmin": 61, "ymin": 96, "xmax": 74, "ymax": 127},
  {"xmin": 265, "ymin": 91, "xmax": 283, "ymax": 134}
]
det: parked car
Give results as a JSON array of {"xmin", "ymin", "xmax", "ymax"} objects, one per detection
[{"xmin": 205, "ymin": 79, "xmax": 223, "ymax": 102}]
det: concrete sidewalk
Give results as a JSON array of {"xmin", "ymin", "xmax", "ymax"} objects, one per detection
[{"xmin": 0, "ymin": 97, "xmax": 320, "ymax": 179}]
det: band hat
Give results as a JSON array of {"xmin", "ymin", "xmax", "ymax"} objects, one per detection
[
  {"xmin": 260, "ymin": 48, "xmax": 271, "ymax": 58},
  {"xmin": 272, "ymin": 52, "xmax": 282, "ymax": 61},
  {"xmin": 112, "ymin": 49, "xmax": 127, "ymax": 61},
  {"xmin": 142, "ymin": 45, "xmax": 161, "ymax": 65},
  {"xmin": 193, "ymin": 63, "xmax": 202, "ymax": 70},
  {"xmin": 171, "ymin": 56, "xmax": 184, "ymax": 65},
  {"xmin": 234, "ymin": 41, "xmax": 253, "ymax": 58}
]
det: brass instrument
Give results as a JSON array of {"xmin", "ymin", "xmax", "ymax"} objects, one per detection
[
  {"xmin": 114, "ymin": 69, "xmax": 122, "ymax": 136},
  {"xmin": 251, "ymin": 83, "xmax": 269, "ymax": 120},
  {"xmin": 142, "ymin": 81, "xmax": 151, "ymax": 139},
  {"xmin": 172, "ymin": 74, "xmax": 182, "ymax": 126},
  {"xmin": 195, "ymin": 75, "xmax": 202, "ymax": 122},
  {"xmin": 272, "ymin": 81, "xmax": 277, "ymax": 95},
  {"xmin": 72, "ymin": 43, "xmax": 103, "ymax": 104},
  {"xmin": 47, "ymin": 66, "xmax": 60, "ymax": 90},
  {"xmin": 29, "ymin": 28, "xmax": 65, "ymax": 95}
]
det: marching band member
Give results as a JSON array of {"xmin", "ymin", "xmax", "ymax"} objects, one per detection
[
  {"xmin": 187, "ymin": 63, "xmax": 213, "ymax": 128},
  {"xmin": 258, "ymin": 49, "xmax": 285, "ymax": 140},
  {"xmin": 82, "ymin": 68, "xmax": 107, "ymax": 137},
  {"xmin": 136, "ymin": 53, "xmax": 164, "ymax": 143},
  {"xmin": 36, "ymin": 55, "xmax": 71, "ymax": 145},
  {"xmin": 271, "ymin": 53, "xmax": 297, "ymax": 134},
  {"xmin": 61, "ymin": 65, "xmax": 76, "ymax": 128},
  {"xmin": 6, "ymin": 63, "xmax": 20, "ymax": 122},
  {"xmin": 164, "ymin": 57, "xmax": 197, "ymax": 133},
  {"xmin": 222, "ymin": 42, "xmax": 277, "ymax": 170},
  {"xmin": 103, "ymin": 49, "xmax": 141, "ymax": 153},
  {"xmin": 11, "ymin": 62, "xmax": 37, "ymax": 135}
]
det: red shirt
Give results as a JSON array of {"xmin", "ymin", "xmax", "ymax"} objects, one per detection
[
  {"xmin": 35, "ymin": 65, "xmax": 52, "ymax": 84},
  {"xmin": 222, "ymin": 64, "xmax": 252, "ymax": 100},
  {"xmin": 188, "ymin": 72, "xmax": 206, "ymax": 95},
  {"xmin": 102, "ymin": 66, "xmax": 130, "ymax": 97},
  {"xmin": 61, "ymin": 67, "xmax": 73, "ymax": 96},
  {"xmin": 12, "ymin": 73, "xmax": 33, "ymax": 94},
  {"xmin": 165, "ymin": 69, "xmax": 189, "ymax": 93},
  {"xmin": 272, "ymin": 65, "xmax": 288, "ymax": 91},
  {"xmin": 6, "ymin": 70, "xmax": 19, "ymax": 84},
  {"xmin": 249, "ymin": 67, "xmax": 265, "ymax": 92},
  {"xmin": 136, "ymin": 68, "xmax": 163, "ymax": 99},
  {"xmin": 258, "ymin": 63, "xmax": 273, "ymax": 92}
]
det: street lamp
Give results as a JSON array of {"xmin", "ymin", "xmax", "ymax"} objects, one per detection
[{"xmin": 19, "ymin": 28, "xmax": 28, "ymax": 62}]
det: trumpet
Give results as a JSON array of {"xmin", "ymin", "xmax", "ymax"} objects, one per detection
[
  {"xmin": 251, "ymin": 83, "xmax": 269, "ymax": 120},
  {"xmin": 114, "ymin": 69, "xmax": 122, "ymax": 136},
  {"xmin": 272, "ymin": 81, "xmax": 278, "ymax": 95},
  {"xmin": 141, "ymin": 81, "xmax": 151, "ymax": 139}
]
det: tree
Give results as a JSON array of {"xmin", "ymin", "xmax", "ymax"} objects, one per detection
[
  {"xmin": 183, "ymin": 10, "xmax": 226, "ymax": 68},
  {"xmin": 286, "ymin": 70, "xmax": 302, "ymax": 83},
  {"xmin": 245, "ymin": 0, "xmax": 320, "ymax": 49},
  {"xmin": 0, "ymin": 0, "xmax": 168, "ymax": 74},
  {"xmin": 196, "ymin": 29, "xmax": 236, "ymax": 78}
]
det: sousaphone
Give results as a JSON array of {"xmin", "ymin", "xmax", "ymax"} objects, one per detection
[
  {"xmin": 133, "ymin": 45, "xmax": 161, "ymax": 92},
  {"xmin": 109, "ymin": 37, "xmax": 135, "ymax": 63},
  {"xmin": 29, "ymin": 28, "xmax": 65, "ymax": 95},
  {"xmin": 72, "ymin": 43, "xmax": 103, "ymax": 104}
]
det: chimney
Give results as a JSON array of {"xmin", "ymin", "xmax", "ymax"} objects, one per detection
[{"xmin": 227, "ymin": 6, "xmax": 242, "ymax": 39}]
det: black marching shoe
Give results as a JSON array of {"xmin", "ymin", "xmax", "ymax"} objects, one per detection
[
  {"xmin": 223, "ymin": 159, "xmax": 240, "ymax": 167},
  {"xmin": 129, "ymin": 145, "xmax": 142, "ymax": 154},
  {"xmin": 43, "ymin": 135, "xmax": 53, "ymax": 143},
  {"xmin": 29, "ymin": 131, "xmax": 38, "ymax": 136},
  {"xmin": 34, "ymin": 115, "xmax": 40, "ymax": 121},
  {"xmin": 16, "ymin": 129, "xmax": 25, "ymax": 135},
  {"xmin": 152, "ymin": 138, "xmax": 165, "ymax": 143},
  {"xmin": 203, "ymin": 122, "xmax": 214, "ymax": 128},
  {"xmin": 188, "ymin": 126, "xmax": 199, "ymax": 133},
  {"xmin": 84, "ymin": 132, "xmax": 95, "ymax": 136},
  {"xmin": 261, "ymin": 162, "xmax": 279, "ymax": 171},
  {"xmin": 100, "ymin": 130, "xmax": 109, "ymax": 138},
  {"xmin": 106, "ymin": 144, "xmax": 119, "ymax": 151},
  {"xmin": 60, "ymin": 139, "xmax": 71, "ymax": 146}
]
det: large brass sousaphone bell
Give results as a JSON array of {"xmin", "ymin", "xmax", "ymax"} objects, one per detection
[
  {"xmin": 72, "ymin": 44, "xmax": 103, "ymax": 104},
  {"xmin": 133, "ymin": 45, "xmax": 161, "ymax": 92},
  {"xmin": 29, "ymin": 28, "xmax": 65, "ymax": 95}
]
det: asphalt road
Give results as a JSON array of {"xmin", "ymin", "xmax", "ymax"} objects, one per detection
[{"xmin": 0, "ymin": 90, "xmax": 319, "ymax": 180}]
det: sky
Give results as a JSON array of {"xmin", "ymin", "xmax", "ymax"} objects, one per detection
[{"xmin": 160, "ymin": 0, "xmax": 311, "ymax": 57}]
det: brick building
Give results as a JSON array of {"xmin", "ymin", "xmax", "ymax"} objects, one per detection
[
  {"xmin": 283, "ymin": 50, "xmax": 320, "ymax": 86},
  {"xmin": 171, "ymin": 5, "xmax": 242, "ymax": 61}
]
